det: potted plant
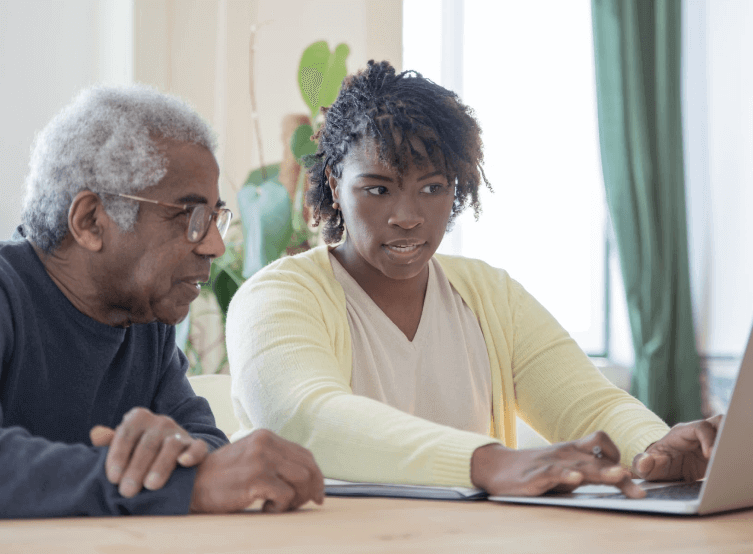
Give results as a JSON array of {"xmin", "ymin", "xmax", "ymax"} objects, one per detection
[{"xmin": 181, "ymin": 38, "xmax": 350, "ymax": 375}]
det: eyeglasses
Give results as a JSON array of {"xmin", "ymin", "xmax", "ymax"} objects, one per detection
[{"xmin": 102, "ymin": 192, "xmax": 233, "ymax": 243}]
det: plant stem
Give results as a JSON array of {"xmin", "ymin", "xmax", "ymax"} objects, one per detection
[{"xmin": 249, "ymin": 24, "xmax": 266, "ymax": 179}]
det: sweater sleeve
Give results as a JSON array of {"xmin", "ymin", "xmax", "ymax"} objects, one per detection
[
  {"xmin": 507, "ymin": 277, "xmax": 670, "ymax": 467},
  {"xmin": 226, "ymin": 258, "xmax": 498, "ymax": 489},
  {"xmin": 0, "ymin": 423, "xmax": 199, "ymax": 518},
  {"xmin": 0, "ymin": 296, "xmax": 197, "ymax": 518},
  {"xmin": 151, "ymin": 325, "xmax": 229, "ymax": 452}
]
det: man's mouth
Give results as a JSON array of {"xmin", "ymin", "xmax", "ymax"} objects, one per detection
[{"xmin": 182, "ymin": 275, "xmax": 210, "ymax": 290}]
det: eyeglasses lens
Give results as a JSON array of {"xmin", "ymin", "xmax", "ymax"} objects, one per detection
[{"xmin": 187, "ymin": 206, "xmax": 232, "ymax": 243}]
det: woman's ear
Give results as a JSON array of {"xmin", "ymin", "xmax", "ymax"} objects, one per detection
[
  {"xmin": 68, "ymin": 190, "xmax": 107, "ymax": 252},
  {"xmin": 326, "ymin": 167, "xmax": 339, "ymax": 203}
]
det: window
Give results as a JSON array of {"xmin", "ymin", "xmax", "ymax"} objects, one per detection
[{"xmin": 404, "ymin": 0, "xmax": 614, "ymax": 356}]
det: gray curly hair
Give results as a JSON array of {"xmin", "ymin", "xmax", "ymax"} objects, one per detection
[{"xmin": 21, "ymin": 84, "xmax": 217, "ymax": 253}]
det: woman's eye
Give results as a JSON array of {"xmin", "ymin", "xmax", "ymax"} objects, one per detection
[
  {"xmin": 421, "ymin": 184, "xmax": 444, "ymax": 194},
  {"xmin": 366, "ymin": 186, "xmax": 388, "ymax": 195}
]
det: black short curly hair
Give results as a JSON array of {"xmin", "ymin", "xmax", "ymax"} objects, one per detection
[{"xmin": 306, "ymin": 60, "xmax": 490, "ymax": 244}]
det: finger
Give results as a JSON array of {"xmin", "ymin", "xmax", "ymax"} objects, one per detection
[
  {"xmin": 598, "ymin": 464, "xmax": 633, "ymax": 485},
  {"xmin": 294, "ymin": 449, "xmax": 325, "ymax": 505},
  {"xmin": 248, "ymin": 478, "xmax": 296, "ymax": 513},
  {"xmin": 613, "ymin": 473, "xmax": 645, "ymax": 499},
  {"xmin": 292, "ymin": 450, "xmax": 325, "ymax": 505},
  {"xmin": 143, "ymin": 433, "xmax": 193, "ymax": 491},
  {"xmin": 632, "ymin": 452, "xmax": 654, "ymax": 478},
  {"xmin": 580, "ymin": 431, "xmax": 621, "ymax": 463},
  {"xmin": 274, "ymin": 457, "xmax": 322, "ymax": 509},
  {"xmin": 633, "ymin": 452, "xmax": 673, "ymax": 481},
  {"xmin": 709, "ymin": 413, "xmax": 724, "ymax": 428},
  {"xmin": 106, "ymin": 414, "xmax": 150, "ymax": 484},
  {"xmin": 553, "ymin": 468, "xmax": 585, "ymax": 493},
  {"xmin": 693, "ymin": 421, "xmax": 719, "ymax": 459},
  {"xmin": 520, "ymin": 463, "xmax": 583, "ymax": 496},
  {"xmin": 592, "ymin": 463, "xmax": 645, "ymax": 499},
  {"xmin": 567, "ymin": 458, "xmax": 634, "ymax": 491},
  {"xmin": 266, "ymin": 436, "xmax": 325, "ymax": 505},
  {"xmin": 177, "ymin": 438, "xmax": 208, "ymax": 467},
  {"xmin": 118, "ymin": 429, "xmax": 164, "ymax": 498},
  {"xmin": 567, "ymin": 459, "xmax": 644, "ymax": 499},
  {"xmin": 90, "ymin": 425, "xmax": 115, "ymax": 447}
]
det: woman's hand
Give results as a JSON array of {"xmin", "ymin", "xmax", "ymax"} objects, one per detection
[
  {"xmin": 632, "ymin": 414, "xmax": 723, "ymax": 482},
  {"xmin": 471, "ymin": 431, "xmax": 645, "ymax": 498}
]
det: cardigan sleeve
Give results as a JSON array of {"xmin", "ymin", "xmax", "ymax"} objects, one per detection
[
  {"xmin": 226, "ymin": 256, "xmax": 498, "ymax": 488},
  {"xmin": 506, "ymin": 277, "xmax": 670, "ymax": 467}
]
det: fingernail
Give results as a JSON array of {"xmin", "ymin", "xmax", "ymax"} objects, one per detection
[
  {"xmin": 119, "ymin": 478, "xmax": 138, "ymax": 498},
  {"xmin": 564, "ymin": 470, "xmax": 582, "ymax": 483},
  {"xmin": 604, "ymin": 466, "xmax": 624, "ymax": 479},
  {"xmin": 144, "ymin": 472, "xmax": 160, "ymax": 490},
  {"xmin": 178, "ymin": 453, "xmax": 192, "ymax": 466}
]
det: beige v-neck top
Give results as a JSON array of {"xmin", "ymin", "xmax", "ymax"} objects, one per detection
[{"xmin": 329, "ymin": 253, "xmax": 492, "ymax": 435}]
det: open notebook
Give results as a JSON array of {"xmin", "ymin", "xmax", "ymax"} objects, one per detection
[{"xmin": 324, "ymin": 479, "xmax": 486, "ymax": 500}]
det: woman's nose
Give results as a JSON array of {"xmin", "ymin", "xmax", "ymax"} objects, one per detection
[{"xmin": 387, "ymin": 198, "xmax": 424, "ymax": 229}]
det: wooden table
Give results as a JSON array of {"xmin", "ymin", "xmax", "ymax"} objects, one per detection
[{"xmin": 2, "ymin": 497, "xmax": 752, "ymax": 554}]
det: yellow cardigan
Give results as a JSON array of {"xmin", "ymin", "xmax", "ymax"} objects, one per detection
[{"xmin": 226, "ymin": 245, "xmax": 669, "ymax": 488}]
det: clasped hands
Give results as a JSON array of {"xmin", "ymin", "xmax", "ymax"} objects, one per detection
[
  {"xmin": 90, "ymin": 407, "xmax": 324, "ymax": 513},
  {"xmin": 471, "ymin": 415, "xmax": 723, "ymax": 498}
]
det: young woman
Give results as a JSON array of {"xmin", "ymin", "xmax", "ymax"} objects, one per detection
[{"xmin": 227, "ymin": 61, "xmax": 720, "ymax": 497}]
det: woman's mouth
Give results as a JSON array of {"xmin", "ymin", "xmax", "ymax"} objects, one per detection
[
  {"xmin": 382, "ymin": 241, "xmax": 426, "ymax": 263},
  {"xmin": 386, "ymin": 244, "xmax": 421, "ymax": 253}
]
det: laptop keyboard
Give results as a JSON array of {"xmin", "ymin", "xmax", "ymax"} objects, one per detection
[{"xmin": 599, "ymin": 481, "xmax": 703, "ymax": 501}]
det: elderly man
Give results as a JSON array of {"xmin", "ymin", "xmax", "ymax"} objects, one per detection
[{"xmin": 0, "ymin": 85, "xmax": 323, "ymax": 517}]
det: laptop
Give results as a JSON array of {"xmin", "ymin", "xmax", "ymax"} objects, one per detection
[{"xmin": 489, "ymin": 326, "xmax": 753, "ymax": 516}]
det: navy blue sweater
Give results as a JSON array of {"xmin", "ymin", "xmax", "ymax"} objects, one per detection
[{"xmin": 0, "ymin": 236, "xmax": 228, "ymax": 517}]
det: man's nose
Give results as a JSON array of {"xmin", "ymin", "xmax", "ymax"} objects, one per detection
[{"xmin": 195, "ymin": 221, "xmax": 226, "ymax": 260}]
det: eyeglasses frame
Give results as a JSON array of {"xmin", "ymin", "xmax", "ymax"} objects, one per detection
[{"xmin": 100, "ymin": 192, "xmax": 233, "ymax": 243}]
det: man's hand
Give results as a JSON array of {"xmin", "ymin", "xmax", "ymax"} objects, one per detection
[
  {"xmin": 90, "ymin": 407, "xmax": 208, "ymax": 498},
  {"xmin": 189, "ymin": 428, "xmax": 325, "ymax": 514},
  {"xmin": 471, "ymin": 431, "xmax": 646, "ymax": 499},
  {"xmin": 632, "ymin": 414, "xmax": 723, "ymax": 482}
]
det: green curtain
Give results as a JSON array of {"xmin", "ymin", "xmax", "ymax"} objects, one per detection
[{"xmin": 591, "ymin": 0, "xmax": 701, "ymax": 424}]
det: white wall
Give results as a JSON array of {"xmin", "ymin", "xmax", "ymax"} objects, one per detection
[
  {"xmin": 133, "ymin": 0, "xmax": 402, "ymax": 216},
  {"xmin": 0, "ymin": 0, "xmax": 99, "ymax": 240},
  {"xmin": 0, "ymin": 0, "xmax": 401, "ymax": 238}
]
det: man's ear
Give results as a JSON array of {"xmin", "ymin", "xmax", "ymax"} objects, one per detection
[{"xmin": 68, "ymin": 190, "xmax": 107, "ymax": 252}]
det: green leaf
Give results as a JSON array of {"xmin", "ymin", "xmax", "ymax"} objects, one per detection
[
  {"xmin": 205, "ymin": 248, "xmax": 245, "ymax": 319},
  {"xmin": 243, "ymin": 163, "xmax": 281, "ymax": 188},
  {"xmin": 211, "ymin": 268, "xmax": 240, "ymax": 319},
  {"xmin": 290, "ymin": 124, "xmax": 317, "ymax": 164},
  {"xmin": 237, "ymin": 178, "xmax": 293, "ymax": 279},
  {"xmin": 298, "ymin": 41, "xmax": 350, "ymax": 120},
  {"xmin": 320, "ymin": 43, "xmax": 350, "ymax": 108}
]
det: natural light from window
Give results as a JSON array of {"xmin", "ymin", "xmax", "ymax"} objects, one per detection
[{"xmin": 404, "ymin": 0, "xmax": 608, "ymax": 354}]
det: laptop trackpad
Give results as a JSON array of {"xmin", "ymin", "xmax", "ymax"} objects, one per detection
[{"xmin": 565, "ymin": 480, "xmax": 703, "ymax": 500}]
